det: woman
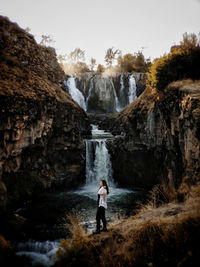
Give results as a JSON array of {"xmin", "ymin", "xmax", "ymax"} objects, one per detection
[{"xmin": 93, "ymin": 180, "xmax": 109, "ymax": 234}]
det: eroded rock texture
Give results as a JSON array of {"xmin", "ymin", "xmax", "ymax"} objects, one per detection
[
  {"xmin": 67, "ymin": 72, "xmax": 146, "ymax": 113},
  {"xmin": 0, "ymin": 16, "xmax": 90, "ymax": 210},
  {"xmin": 106, "ymin": 81, "xmax": 200, "ymax": 188}
]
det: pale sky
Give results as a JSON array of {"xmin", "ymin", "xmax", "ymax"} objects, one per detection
[{"xmin": 1, "ymin": 0, "xmax": 200, "ymax": 65}]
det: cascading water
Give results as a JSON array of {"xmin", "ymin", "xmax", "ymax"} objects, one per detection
[
  {"xmin": 86, "ymin": 78, "xmax": 93, "ymax": 111},
  {"xmin": 84, "ymin": 125, "xmax": 115, "ymax": 193},
  {"xmin": 110, "ymin": 78, "xmax": 121, "ymax": 112},
  {"xmin": 16, "ymin": 240, "xmax": 60, "ymax": 267},
  {"xmin": 128, "ymin": 74, "xmax": 137, "ymax": 104},
  {"xmin": 64, "ymin": 77, "xmax": 86, "ymax": 111},
  {"xmin": 65, "ymin": 74, "xmax": 138, "ymax": 113},
  {"xmin": 120, "ymin": 74, "xmax": 124, "ymax": 100}
]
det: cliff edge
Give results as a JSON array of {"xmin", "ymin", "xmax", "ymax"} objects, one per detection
[
  {"xmin": 0, "ymin": 16, "xmax": 90, "ymax": 210},
  {"xmin": 107, "ymin": 80, "xmax": 200, "ymax": 188}
]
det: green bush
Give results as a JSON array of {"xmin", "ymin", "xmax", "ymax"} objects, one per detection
[
  {"xmin": 147, "ymin": 33, "xmax": 200, "ymax": 91},
  {"xmin": 117, "ymin": 51, "xmax": 152, "ymax": 73}
]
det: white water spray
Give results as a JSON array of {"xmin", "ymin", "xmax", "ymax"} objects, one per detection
[
  {"xmin": 120, "ymin": 74, "xmax": 124, "ymax": 99},
  {"xmin": 85, "ymin": 125, "xmax": 114, "ymax": 189},
  {"xmin": 64, "ymin": 77, "xmax": 86, "ymax": 111},
  {"xmin": 86, "ymin": 79, "xmax": 93, "ymax": 111},
  {"xmin": 128, "ymin": 74, "xmax": 137, "ymax": 104},
  {"xmin": 110, "ymin": 78, "xmax": 121, "ymax": 112},
  {"xmin": 16, "ymin": 240, "xmax": 60, "ymax": 267}
]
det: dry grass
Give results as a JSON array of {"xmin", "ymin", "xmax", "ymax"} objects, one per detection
[
  {"xmin": 54, "ymin": 182, "xmax": 200, "ymax": 267},
  {"xmin": 147, "ymin": 178, "xmax": 177, "ymax": 208}
]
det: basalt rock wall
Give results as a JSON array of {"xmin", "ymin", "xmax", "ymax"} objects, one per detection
[
  {"xmin": 0, "ymin": 16, "xmax": 91, "ymax": 210},
  {"xmin": 106, "ymin": 81, "xmax": 200, "ymax": 188}
]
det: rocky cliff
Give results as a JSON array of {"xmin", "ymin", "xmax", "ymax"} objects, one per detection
[
  {"xmin": 65, "ymin": 72, "xmax": 146, "ymax": 114},
  {"xmin": 0, "ymin": 16, "xmax": 91, "ymax": 211},
  {"xmin": 106, "ymin": 80, "xmax": 200, "ymax": 188}
]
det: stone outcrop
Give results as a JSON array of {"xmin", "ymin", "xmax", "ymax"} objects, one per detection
[
  {"xmin": 106, "ymin": 81, "xmax": 200, "ymax": 188},
  {"xmin": 76, "ymin": 72, "xmax": 116, "ymax": 113},
  {"xmin": 66, "ymin": 72, "xmax": 146, "ymax": 114},
  {"xmin": 0, "ymin": 16, "xmax": 91, "ymax": 210}
]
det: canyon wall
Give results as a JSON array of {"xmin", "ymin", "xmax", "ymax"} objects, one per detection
[
  {"xmin": 0, "ymin": 16, "xmax": 90, "ymax": 210},
  {"xmin": 106, "ymin": 81, "xmax": 200, "ymax": 188}
]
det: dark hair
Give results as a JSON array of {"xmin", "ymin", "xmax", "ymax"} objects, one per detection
[{"xmin": 101, "ymin": 180, "xmax": 109, "ymax": 194}]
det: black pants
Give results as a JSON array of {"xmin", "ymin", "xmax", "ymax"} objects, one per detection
[{"xmin": 96, "ymin": 206, "xmax": 106, "ymax": 231}]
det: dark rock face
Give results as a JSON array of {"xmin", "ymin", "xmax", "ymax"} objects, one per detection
[
  {"xmin": 0, "ymin": 16, "xmax": 91, "ymax": 210},
  {"xmin": 66, "ymin": 72, "xmax": 147, "ymax": 114},
  {"xmin": 106, "ymin": 81, "xmax": 200, "ymax": 188}
]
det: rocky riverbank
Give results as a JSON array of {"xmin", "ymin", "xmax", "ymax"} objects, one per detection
[{"xmin": 0, "ymin": 16, "xmax": 91, "ymax": 213}]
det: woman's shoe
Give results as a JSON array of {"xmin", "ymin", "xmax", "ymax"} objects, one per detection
[{"xmin": 101, "ymin": 228, "xmax": 108, "ymax": 232}]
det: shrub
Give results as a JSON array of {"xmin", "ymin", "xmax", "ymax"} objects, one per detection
[
  {"xmin": 147, "ymin": 33, "xmax": 200, "ymax": 91},
  {"xmin": 117, "ymin": 51, "xmax": 151, "ymax": 73}
]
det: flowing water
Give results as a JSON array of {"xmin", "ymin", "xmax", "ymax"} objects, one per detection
[
  {"xmin": 128, "ymin": 74, "xmax": 137, "ymax": 103},
  {"xmin": 64, "ymin": 77, "xmax": 86, "ymax": 111},
  {"xmin": 16, "ymin": 240, "xmax": 59, "ymax": 267},
  {"xmin": 65, "ymin": 75, "xmax": 137, "ymax": 113},
  {"xmin": 110, "ymin": 78, "xmax": 121, "ymax": 112},
  {"xmin": 86, "ymin": 78, "xmax": 93, "ymax": 110},
  {"xmin": 16, "ymin": 125, "xmax": 144, "ymax": 266}
]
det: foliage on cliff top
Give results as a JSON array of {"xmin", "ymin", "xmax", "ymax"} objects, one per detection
[
  {"xmin": 117, "ymin": 51, "xmax": 152, "ymax": 73},
  {"xmin": 147, "ymin": 33, "xmax": 200, "ymax": 91}
]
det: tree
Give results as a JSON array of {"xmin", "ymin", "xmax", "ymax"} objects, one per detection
[
  {"xmin": 40, "ymin": 35, "xmax": 55, "ymax": 46},
  {"xmin": 97, "ymin": 64, "xmax": 105, "ymax": 73},
  {"xmin": 57, "ymin": 54, "xmax": 67, "ymax": 70},
  {"xmin": 89, "ymin": 57, "xmax": 96, "ymax": 71},
  {"xmin": 117, "ymin": 51, "xmax": 151, "ymax": 73},
  {"xmin": 68, "ymin": 48, "xmax": 85, "ymax": 63},
  {"xmin": 104, "ymin": 47, "xmax": 121, "ymax": 66},
  {"xmin": 171, "ymin": 32, "xmax": 200, "ymax": 54},
  {"xmin": 57, "ymin": 54, "xmax": 67, "ymax": 63},
  {"xmin": 117, "ymin": 53, "xmax": 136, "ymax": 72},
  {"xmin": 180, "ymin": 32, "xmax": 199, "ymax": 50},
  {"xmin": 134, "ymin": 51, "xmax": 151, "ymax": 72},
  {"xmin": 147, "ymin": 32, "xmax": 200, "ymax": 91},
  {"xmin": 62, "ymin": 48, "xmax": 89, "ymax": 75},
  {"xmin": 75, "ymin": 62, "xmax": 90, "ymax": 73}
]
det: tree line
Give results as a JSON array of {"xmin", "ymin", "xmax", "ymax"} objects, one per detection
[
  {"xmin": 57, "ymin": 47, "xmax": 151, "ymax": 75},
  {"xmin": 26, "ymin": 28, "xmax": 200, "ymax": 79},
  {"xmin": 24, "ymin": 28, "xmax": 151, "ymax": 75}
]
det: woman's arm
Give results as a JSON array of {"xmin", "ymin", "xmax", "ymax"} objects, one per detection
[{"xmin": 98, "ymin": 187, "xmax": 107, "ymax": 195}]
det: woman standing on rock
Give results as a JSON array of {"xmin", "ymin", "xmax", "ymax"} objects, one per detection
[{"xmin": 93, "ymin": 180, "xmax": 109, "ymax": 234}]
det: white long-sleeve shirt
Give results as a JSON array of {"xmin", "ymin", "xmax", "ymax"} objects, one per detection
[{"xmin": 98, "ymin": 186, "xmax": 107, "ymax": 209}]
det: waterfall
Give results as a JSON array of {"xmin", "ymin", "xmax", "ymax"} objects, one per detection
[
  {"xmin": 86, "ymin": 79, "xmax": 93, "ymax": 111},
  {"xmin": 16, "ymin": 240, "xmax": 59, "ymax": 267},
  {"xmin": 110, "ymin": 78, "xmax": 121, "ymax": 112},
  {"xmin": 128, "ymin": 74, "xmax": 137, "ymax": 104},
  {"xmin": 64, "ymin": 77, "xmax": 86, "ymax": 111},
  {"xmin": 119, "ymin": 74, "xmax": 126, "ymax": 110},
  {"xmin": 85, "ymin": 125, "xmax": 114, "ymax": 190},
  {"xmin": 120, "ymin": 74, "xmax": 124, "ymax": 100},
  {"xmin": 86, "ymin": 140, "xmax": 113, "ymax": 185}
]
